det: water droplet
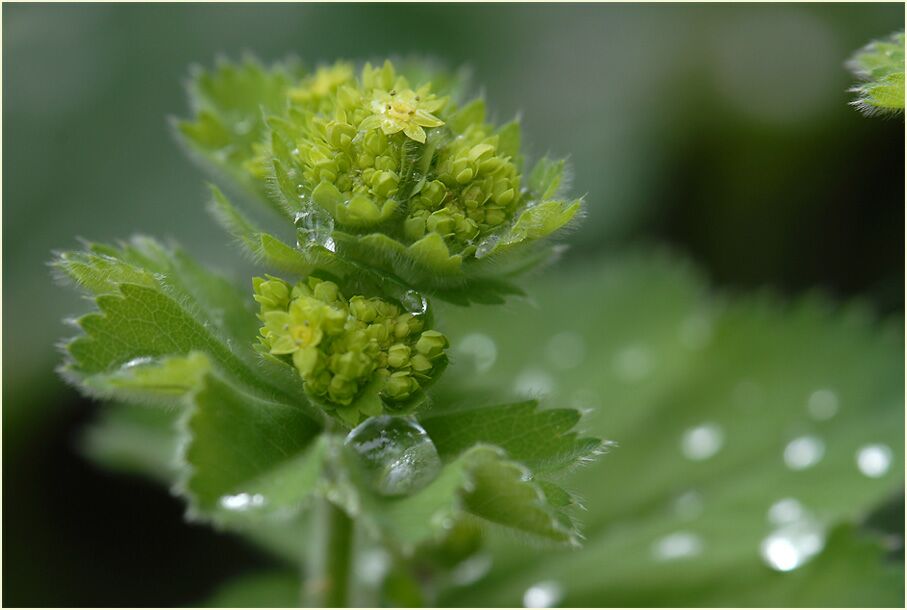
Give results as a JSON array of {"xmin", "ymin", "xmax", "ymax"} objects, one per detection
[
  {"xmin": 356, "ymin": 548, "xmax": 391, "ymax": 585},
  {"xmin": 454, "ymin": 333, "xmax": 497, "ymax": 374},
  {"xmin": 613, "ymin": 344, "xmax": 652, "ymax": 382},
  {"xmin": 294, "ymin": 209, "xmax": 335, "ymax": 250},
  {"xmin": 807, "ymin": 389, "xmax": 839, "ymax": 420},
  {"xmin": 783, "ymin": 436, "xmax": 824, "ymax": 471},
  {"xmin": 400, "ymin": 290, "xmax": 428, "ymax": 315},
  {"xmin": 219, "ymin": 492, "xmax": 266, "ymax": 512},
  {"xmin": 450, "ymin": 553, "xmax": 493, "ymax": 586},
  {"xmin": 767, "ymin": 498, "xmax": 805, "ymax": 525},
  {"xmin": 672, "ymin": 490, "xmax": 704, "ymax": 520},
  {"xmin": 681, "ymin": 423, "xmax": 724, "ymax": 461},
  {"xmin": 678, "ymin": 314, "xmax": 713, "ymax": 349},
  {"xmin": 546, "ymin": 332, "xmax": 585, "ymax": 370},
  {"xmin": 760, "ymin": 519, "xmax": 825, "ymax": 572},
  {"xmin": 523, "ymin": 581, "xmax": 563, "ymax": 608},
  {"xmin": 514, "ymin": 368, "xmax": 555, "ymax": 397},
  {"xmin": 345, "ymin": 416, "xmax": 441, "ymax": 497},
  {"xmin": 856, "ymin": 443, "xmax": 892, "ymax": 478},
  {"xmin": 652, "ymin": 531, "xmax": 704, "ymax": 561},
  {"xmin": 120, "ymin": 356, "xmax": 155, "ymax": 370}
]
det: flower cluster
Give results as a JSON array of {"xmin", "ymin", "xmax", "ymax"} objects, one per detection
[
  {"xmin": 270, "ymin": 60, "xmax": 553, "ymax": 259},
  {"xmin": 253, "ymin": 275, "xmax": 448, "ymax": 423}
]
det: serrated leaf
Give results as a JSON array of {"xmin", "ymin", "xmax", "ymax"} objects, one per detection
[
  {"xmin": 434, "ymin": 252, "xmax": 904, "ymax": 606},
  {"xmin": 56, "ymin": 239, "xmax": 312, "ymax": 410},
  {"xmin": 181, "ymin": 372, "xmax": 323, "ymax": 523},
  {"xmin": 342, "ymin": 444, "xmax": 579, "ymax": 550},
  {"xmin": 82, "ymin": 402, "xmax": 181, "ymax": 484},
  {"xmin": 419, "ymin": 400, "xmax": 601, "ymax": 475},
  {"xmin": 848, "ymin": 31, "xmax": 905, "ymax": 115},
  {"xmin": 528, "ymin": 157, "xmax": 565, "ymax": 201},
  {"xmin": 177, "ymin": 57, "xmax": 302, "ymax": 215}
]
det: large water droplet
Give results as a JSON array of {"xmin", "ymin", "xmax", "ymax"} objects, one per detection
[
  {"xmin": 652, "ymin": 531, "xmax": 704, "ymax": 561},
  {"xmin": 455, "ymin": 333, "xmax": 497, "ymax": 374},
  {"xmin": 400, "ymin": 290, "xmax": 428, "ymax": 315},
  {"xmin": 681, "ymin": 423, "xmax": 724, "ymax": 461},
  {"xmin": 783, "ymin": 436, "xmax": 824, "ymax": 471},
  {"xmin": 345, "ymin": 416, "xmax": 441, "ymax": 497},
  {"xmin": 546, "ymin": 331, "xmax": 585, "ymax": 370},
  {"xmin": 807, "ymin": 389, "xmax": 839, "ymax": 420},
  {"xmin": 523, "ymin": 581, "xmax": 563, "ymax": 608},
  {"xmin": 760, "ymin": 519, "xmax": 825, "ymax": 572},
  {"xmin": 295, "ymin": 209, "xmax": 335, "ymax": 251},
  {"xmin": 856, "ymin": 443, "xmax": 892, "ymax": 478}
]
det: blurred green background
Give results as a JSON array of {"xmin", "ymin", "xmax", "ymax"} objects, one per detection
[{"xmin": 3, "ymin": 3, "xmax": 903, "ymax": 607}]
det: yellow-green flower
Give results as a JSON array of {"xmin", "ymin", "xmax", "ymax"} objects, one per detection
[
  {"xmin": 361, "ymin": 87, "xmax": 446, "ymax": 143},
  {"xmin": 254, "ymin": 275, "xmax": 449, "ymax": 424}
]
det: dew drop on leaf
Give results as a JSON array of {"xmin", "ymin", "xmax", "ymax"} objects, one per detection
[
  {"xmin": 760, "ymin": 518, "xmax": 826, "ymax": 572},
  {"xmin": 522, "ymin": 580, "xmax": 563, "ymax": 608},
  {"xmin": 855, "ymin": 443, "xmax": 892, "ymax": 478},
  {"xmin": 345, "ymin": 415, "xmax": 442, "ymax": 497},
  {"xmin": 783, "ymin": 435, "xmax": 825, "ymax": 471},
  {"xmin": 767, "ymin": 498, "xmax": 805, "ymax": 525},
  {"xmin": 681, "ymin": 423, "xmax": 724, "ymax": 461},
  {"xmin": 806, "ymin": 388, "xmax": 839, "ymax": 420},
  {"xmin": 651, "ymin": 531, "xmax": 704, "ymax": 561},
  {"xmin": 294, "ymin": 209, "xmax": 335, "ymax": 251},
  {"xmin": 219, "ymin": 492, "xmax": 266, "ymax": 512}
]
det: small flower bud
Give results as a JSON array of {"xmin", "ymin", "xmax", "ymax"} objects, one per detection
[
  {"xmin": 383, "ymin": 371, "xmax": 419, "ymax": 400},
  {"xmin": 387, "ymin": 343, "xmax": 411, "ymax": 368},
  {"xmin": 253, "ymin": 277, "xmax": 291, "ymax": 312},
  {"xmin": 313, "ymin": 280, "xmax": 339, "ymax": 303},
  {"xmin": 350, "ymin": 296, "xmax": 378, "ymax": 322},
  {"xmin": 410, "ymin": 353, "xmax": 433, "ymax": 373},
  {"xmin": 415, "ymin": 330, "xmax": 448, "ymax": 358}
]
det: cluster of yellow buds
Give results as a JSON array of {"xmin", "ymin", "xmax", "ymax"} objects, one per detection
[
  {"xmin": 253, "ymin": 275, "xmax": 448, "ymax": 423},
  {"xmin": 268, "ymin": 60, "xmax": 574, "ymax": 269}
]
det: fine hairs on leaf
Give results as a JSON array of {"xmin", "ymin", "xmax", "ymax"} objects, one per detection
[
  {"xmin": 54, "ymin": 56, "xmax": 601, "ymax": 607},
  {"xmin": 847, "ymin": 31, "xmax": 905, "ymax": 116}
]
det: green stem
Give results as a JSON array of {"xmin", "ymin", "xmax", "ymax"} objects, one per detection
[{"xmin": 305, "ymin": 495, "xmax": 354, "ymax": 607}]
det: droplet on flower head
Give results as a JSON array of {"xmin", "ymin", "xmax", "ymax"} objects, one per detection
[{"xmin": 253, "ymin": 274, "xmax": 448, "ymax": 424}]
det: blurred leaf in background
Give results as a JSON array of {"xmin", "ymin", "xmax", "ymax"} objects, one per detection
[{"xmin": 3, "ymin": 2, "xmax": 903, "ymax": 606}]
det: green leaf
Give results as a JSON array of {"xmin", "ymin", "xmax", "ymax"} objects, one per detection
[
  {"xmin": 176, "ymin": 57, "xmax": 302, "ymax": 215},
  {"xmin": 434, "ymin": 252, "xmax": 904, "ymax": 606},
  {"xmin": 419, "ymin": 400, "xmax": 602, "ymax": 475},
  {"xmin": 82, "ymin": 402, "xmax": 181, "ymax": 484},
  {"xmin": 528, "ymin": 157, "xmax": 566, "ymax": 201},
  {"xmin": 180, "ymin": 372, "xmax": 324, "ymax": 523},
  {"xmin": 55, "ymin": 239, "xmax": 311, "ymax": 409},
  {"xmin": 341, "ymin": 444, "xmax": 580, "ymax": 550},
  {"xmin": 848, "ymin": 31, "xmax": 905, "ymax": 115}
]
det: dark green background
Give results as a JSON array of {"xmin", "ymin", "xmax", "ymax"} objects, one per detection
[{"xmin": 3, "ymin": 3, "xmax": 903, "ymax": 606}]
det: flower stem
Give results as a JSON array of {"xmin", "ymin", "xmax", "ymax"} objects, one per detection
[{"xmin": 305, "ymin": 496, "xmax": 354, "ymax": 607}]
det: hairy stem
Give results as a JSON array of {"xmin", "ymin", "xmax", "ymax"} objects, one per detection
[{"xmin": 305, "ymin": 496, "xmax": 355, "ymax": 607}]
